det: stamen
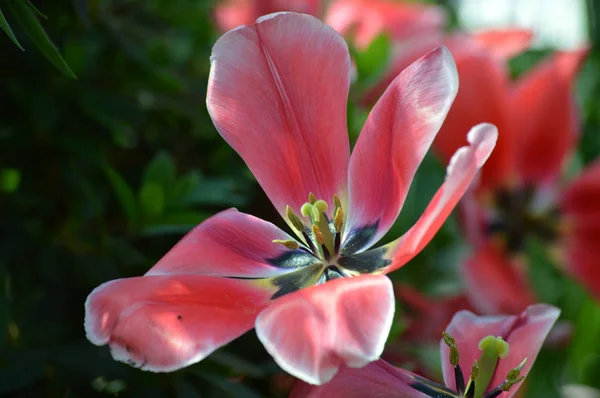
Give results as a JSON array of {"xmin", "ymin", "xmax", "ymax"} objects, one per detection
[
  {"xmin": 482, "ymin": 359, "xmax": 526, "ymax": 398},
  {"xmin": 333, "ymin": 193, "xmax": 341, "ymax": 211},
  {"xmin": 465, "ymin": 361, "xmax": 478, "ymax": 398},
  {"xmin": 272, "ymin": 239, "xmax": 300, "ymax": 250},
  {"xmin": 312, "ymin": 225, "xmax": 325, "ymax": 245},
  {"xmin": 334, "ymin": 207, "xmax": 344, "ymax": 233},
  {"xmin": 308, "ymin": 192, "xmax": 317, "ymax": 205},
  {"xmin": 286, "ymin": 206, "xmax": 306, "ymax": 232},
  {"xmin": 442, "ymin": 332, "xmax": 465, "ymax": 394}
]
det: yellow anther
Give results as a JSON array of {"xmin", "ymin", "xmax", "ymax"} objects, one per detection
[
  {"xmin": 334, "ymin": 207, "xmax": 344, "ymax": 233},
  {"xmin": 308, "ymin": 192, "xmax": 317, "ymax": 204},
  {"xmin": 272, "ymin": 239, "xmax": 300, "ymax": 250},
  {"xmin": 314, "ymin": 200, "xmax": 328, "ymax": 214},
  {"xmin": 506, "ymin": 358, "xmax": 527, "ymax": 381},
  {"xmin": 286, "ymin": 206, "xmax": 306, "ymax": 232},
  {"xmin": 301, "ymin": 203, "xmax": 314, "ymax": 218},
  {"xmin": 442, "ymin": 332, "xmax": 456, "ymax": 347},
  {"xmin": 312, "ymin": 225, "xmax": 325, "ymax": 245},
  {"xmin": 333, "ymin": 193, "xmax": 342, "ymax": 211},
  {"xmin": 442, "ymin": 332, "xmax": 460, "ymax": 367}
]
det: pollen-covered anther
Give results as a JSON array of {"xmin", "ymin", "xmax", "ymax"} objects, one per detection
[
  {"xmin": 272, "ymin": 239, "xmax": 300, "ymax": 250},
  {"xmin": 334, "ymin": 207, "xmax": 344, "ymax": 233},
  {"xmin": 442, "ymin": 332, "xmax": 460, "ymax": 366},
  {"xmin": 286, "ymin": 206, "xmax": 306, "ymax": 232},
  {"xmin": 312, "ymin": 225, "xmax": 325, "ymax": 245}
]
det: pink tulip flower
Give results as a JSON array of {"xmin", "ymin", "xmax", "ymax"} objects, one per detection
[
  {"xmin": 84, "ymin": 12, "xmax": 497, "ymax": 385},
  {"xmin": 291, "ymin": 304, "xmax": 559, "ymax": 397}
]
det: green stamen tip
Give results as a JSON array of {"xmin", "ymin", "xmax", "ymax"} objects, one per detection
[
  {"xmin": 442, "ymin": 332, "xmax": 456, "ymax": 347},
  {"xmin": 272, "ymin": 239, "xmax": 300, "ymax": 250},
  {"xmin": 301, "ymin": 203, "xmax": 314, "ymax": 218},
  {"xmin": 308, "ymin": 193, "xmax": 317, "ymax": 204},
  {"xmin": 314, "ymin": 199, "xmax": 328, "ymax": 214},
  {"xmin": 507, "ymin": 358, "xmax": 527, "ymax": 381},
  {"xmin": 286, "ymin": 206, "xmax": 305, "ymax": 231},
  {"xmin": 478, "ymin": 335, "xmax": 510, "ymax": 359}
]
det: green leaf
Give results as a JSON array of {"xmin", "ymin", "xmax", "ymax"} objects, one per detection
[
  {"xmin": 193, "ymin": 372, "xmax": 262, "ymax": 398},
  {"xmin": 208, "ymin": 350, "xmax": 266, "ymax": 378},
  {"xmin": 141, "ymin": 211, "xmax": 208, "ymax": 236},
  {"xmin": 139, "ymin": 182, "xmax": 165, "ymax": 216},
  {"xmin": 0, "ymin": 8, "xmax": 24, "ymax": 50},
  {"xmin": 6, "ymin": 0, "xmax": 76, "ymax": 78},
  {"xmin": 0, "ymin": 168, "xmax": 21, "ymax": 193},
  {"xmin": 354, "ymin": 33, "xmax": 391, "ymax": 85},
  {"xmin": 568, "ymin": 298, "xmax": 600, "ymax": 386},
  {"xmin": 103, "ymin": 164, "xmax": 139, "ymax": 227},
  {"xmin": 0, "ymin": 350, "xmax": 45, "ymax": 393},
  {"xmin": 525, "ymin": 238, "xmax": 563, "ymax": 304},
  {"xmin": 143, "ymin": 151, "xmax": 177, "ymax": 192}
]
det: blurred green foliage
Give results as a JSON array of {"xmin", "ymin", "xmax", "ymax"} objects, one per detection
[{"xmin": 1, "ymin": 0, "xmax": 600, "ymax": 397}]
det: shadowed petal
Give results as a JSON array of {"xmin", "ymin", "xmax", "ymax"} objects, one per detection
[
  {"xmin": 207, "ymin": 13, "xmax": 351, "ymax": 222},
  {"xmin": 489, "ymin": 304, "xmax": 560, "ymax": 397},
  {"xmin": 383, "ymin": 123, "xmax": 498, "ymax": 272},
  {"xmin": 147, "ymin": 208, "xmax": 314, "ymax": 278},
  {"xmin": 511, "ymin": 49, "xmax": 588, "ymax": 184},
  {"xmin": 560, "ymin": 160, "xmax": 600, "ymax": 300},
  {"xmin": 84, "ymin": 275, "xmax": 275, "ymax": 372},
  {"xmin": 255, "ymin": 275, "xmax": 394, "ymax": 385},
  {"xmin": 289, "ymin": 360, "xmax": 429, "ymax": 398},
  {"xmin": 434, "ymin": 46, "xmax": 512, "ymax": 191},
  {"xmin": 325, "ymin": 0, "xmax": 445, "ymax": 48},
  {"xmin": 460, "ymin": 245, "xmax": 537, "ymax": 315},
  {"xmin": 343, "ymin": 46, "xmax": 458, "ymax": 253},
  {"xmin": 440, "ymin": 310, "xmax": 518, "ymax": 391}
]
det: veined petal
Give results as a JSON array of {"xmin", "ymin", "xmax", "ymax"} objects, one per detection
[
  {"xmin": 460, "ymin": 245, "xmax": 537, "ymax": 315},
  {"xmin": 289, "ymin": 360, "xmax": 429, "ymax": 398},
  {"xmin": 343, "ymin": 46, "xmax": 458, "ymax": 254},
  {"xmin": 559, "ymin": 161, "xmax": 600, "ymax": 299},
  {"xmin": 325, "ymin": 0, "xmax": 445, "ymax": 48},
  {"xmin": 84, "ymin": 275, "xmax": 275, "ymax": 372},
  {"xmin": 207, "ymin": 12, "xmax": 351, "ymax": 222},
  {"xmin": 440, "ymin": 310, "xmax": 518, "ymax": 391},
  {"xmin": 489, "ymin": 304, "xmax": 560, "ymax": 397},
  {"xmin": 434, "ymin": 45, "xmax": 512, "ymax": 190},
  {"xmin": 382, "ymin": 123, "xmax": 498, "ymax": 272},
  {"xmin": 255, "ymin": 275, "xmax": 394, "ymax": 385},
  {"xmin": 147, "ymin": 208, "xmax": 314, "ymax": 278},
  {"xmin": 511, "ymin": 48, "xmax": 588, "ymax": 184}
]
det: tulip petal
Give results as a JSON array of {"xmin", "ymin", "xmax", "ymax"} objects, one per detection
[
  {"xmin": 440, "ymin": 310, "xmax": 518, "ymax": 391},
  {"xmin": 343, "ymin": 46, "xmax": 458, "ymax": 254},
  {"xmin": 207, "ymin": 12, "xmax": 351, "ymax": 222},
  {"xmin": 434, "ymin": 48, "xmax": 512, "ymax": 190},
  {"xmin": 255, "ymin": 275, "xmax": 394, "ymax": 385},
  {"xmin": 559, "ymin": 161, "xmax": 600, "ymax": 299},
  {"xmin": 325, "ymin": 0, "xmax": 445, "ymax": 48},
  {"xmin": 471, "ymin": 29, "xmax": 533, "ymax": 59},
  {"xmin": 383, "ymin": 123, "xmax": 498, "ymax": 272},
  {"xmin": 460, "ymin": 245, "xmax": 536, "ymax": 315},
  {"xmin": 289, "ymin": 360, "xmax": 429, "ymax": 398},
  {"xmin": 489, "ymin": 304, "xmax": 560, "ymax": 396},
  {"xmin": 511, "ymin": 49, "xmax": 588, "ymax": 183},
  {"xmin": 84, "ymin": 275, "xmax": 275, "ymax": 372},
  {"xmin": 147, "ymin": 208, "xmax": 316, "ymax": 278}
]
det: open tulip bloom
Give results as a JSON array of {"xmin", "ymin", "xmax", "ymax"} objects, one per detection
[
  {"xmin": 84, "ymin": 12, "xmax": 497, "ymax": 385},
  {"xmin": 291, "ymin": 304, "xmax": 560, "ymax": 397},
  {"xmin": 431, "ymin": 33, "xmax": 592, "ymax": 313}
]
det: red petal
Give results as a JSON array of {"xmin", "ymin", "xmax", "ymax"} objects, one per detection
[
  {"xmin": 214, "ymin": 0, "xmax": 321, "ymax": 32},
  {"xmin": 511, "ymin": 49, "xmax": 588, "ymax": 183},
  {"xmin": 471, "ymin": 29, "xmax": 533, "ymax": 59},
  {"xmin": 325, "ymin": 0, "xmax": 445, "ymax": 48},
  {"xmin": 289, "ymin": 360, "xmax": 426, "ymax": 397},
  {"xmin": 560, "ymin": 161, "xmax": 600, "ymax": 299},
  {"xmin": 461, "ymin": 245, "xmax": 537, "ymax": 315},
  {"xmin": 434, "ymin": 45, "xmax": 513, "ymax": 190},
  {"xmin": 207, "ymin": 13, "xmax": 351, "ymax": 221},
  {"xmin": 489, "ymin": 304, "xmax": 560, "ymax": 397},
  {"xmin": 84, "ymin": 275, "xmax": 274, "ymax": 372},
  {"xmin": 344, "ymin": 46, "xmax": 458, "ymax": 252},
  {"xmin": 384, "ymin": 123, "xmax": 498, "ymax": 272},
  {"xmin": 440, "ymin": 310, "xmax": 518, "ymax": 391},
  {"xmin": 255, "ymin": 275, "xmax": 394, "ymax": 385},
  {"xmin": 147, "ymin": 208, "xmax": 303, "ymax": 278}
]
